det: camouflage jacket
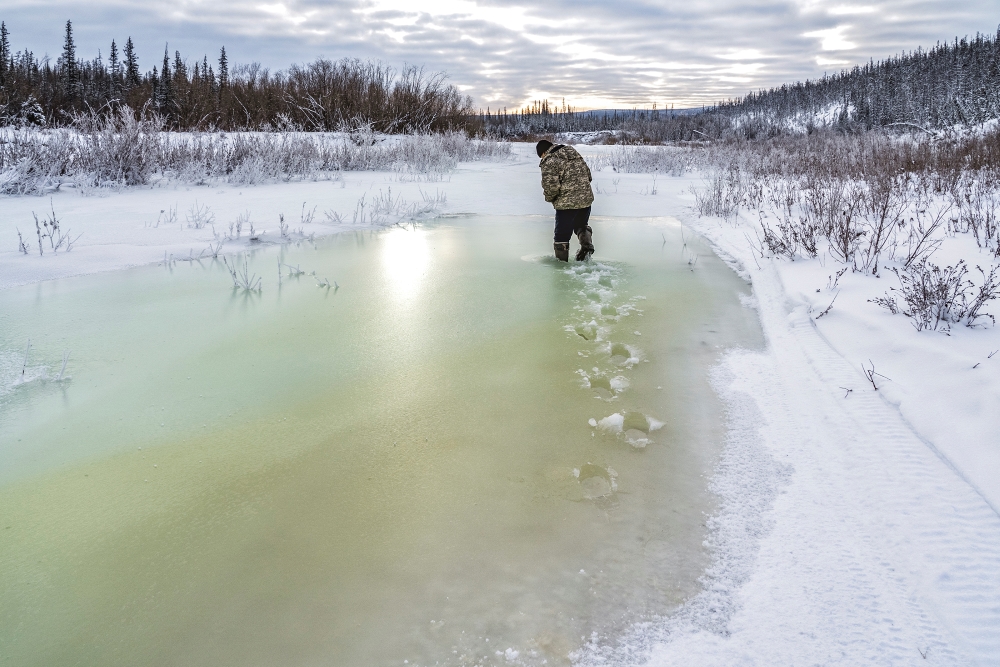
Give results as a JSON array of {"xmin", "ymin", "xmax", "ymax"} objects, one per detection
[{"xmin": 540, "ymin": 145, "xmax": 595, "ymax": 210}]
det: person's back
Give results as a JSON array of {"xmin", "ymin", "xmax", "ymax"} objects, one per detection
[
  {"xmin": 540, "ymin": 144, "xmax": 595, "ymax": 211},
  {"xmin": 537, "ymin": 140, "xmax": 595, "ymax": 261}
]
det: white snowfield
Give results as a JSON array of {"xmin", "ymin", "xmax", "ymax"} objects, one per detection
[{"xmin": 2, "ymin": 142, "xmax": 999, "ymax": 665}]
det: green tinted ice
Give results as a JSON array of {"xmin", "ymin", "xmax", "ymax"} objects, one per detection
[{"xmin": 0, "ymin": 216, "xmax": 762, "ymax": 667}]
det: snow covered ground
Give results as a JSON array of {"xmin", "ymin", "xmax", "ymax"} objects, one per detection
[{"xmin": 2, "ymin": 142, "xmax": 998, "ymax": 664}]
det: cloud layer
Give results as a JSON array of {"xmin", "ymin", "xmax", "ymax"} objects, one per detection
[{"xmin": 2, "ymin": 0, "xmax": 995, "ymax": 109}]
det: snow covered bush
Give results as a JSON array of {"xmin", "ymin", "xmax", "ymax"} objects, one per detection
[
  {"xmin": 693, "ymin": 162, "xmax": 744, "ymax": 221},
  {"xmin": 690, "ymin": 128, "xmax": 1000, "ymax": 331},
  {"xmin": 590, "ymin": 145, "xmax": 692, "ymax": 175},
  {"xmin": 694, "ymin": 129, "xmax": 1000, "ymax": 269},
  {"xmin": 949, "ymin": 175, "xmax": 1000, "ymax": 256},
  {"xmin": 0, "ymin": 108, "xmax": 162, "ymax": 194},
  {"xmin": 0, "ymin": 108, "xmax": 511, "ymax": 194},
  {"xmin": 871, "ymin": 261, "xmax": 1000, "ymax": 331}
]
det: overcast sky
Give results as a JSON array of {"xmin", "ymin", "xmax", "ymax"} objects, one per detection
[{"xmin": 1, "ymin": 1, "xmax": 995, "ymax": 109}]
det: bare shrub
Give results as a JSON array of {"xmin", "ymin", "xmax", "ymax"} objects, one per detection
[
  {"xmin": 300, "ymin": 203, "xmax": 317, "ymax": 226},
  {"xmin": 801, "ymin": 178, "xmax": 853, "ymax": 237},
  {"xmin": 966, "ymin": 264, "xmax": 1000, "ymax": 326},
  {"xmin": 186, "ymin": 201, "xmax": 215, "ymax": 229},
  {"xmin": 951, "ymin": 177, "xmax": 1000, "ymax": 255},
  {"xmin": 157, "ymin": 205, "xmax": 178, "ymax": 226},
  {"xmin": 691, "ymin": 130, "xmax": 1000, "ymax": 276},
  {"xmin": 226, "ymin": 211, "xmax": 251, "ymax": 240},
  {"xmin": 872, "ymin": 260, "xmax": 1000, "ymax": 331},
  {"xmin": 827, "ymin": 198, "xmax": 866, "ymax": 266},
  {"xmin": 16, "ymin": 229, "xmax": 30, "ymax": 254},
  {"xmin": 222, "ymin": 254, "xmax": 262, "ymax": 292},
  {"xmin": 856, "ymin": 174, "xmax": 907, "ymax": 274},
  {"xmin": 756, "ymin": 210, "xmax": 799, "ymax": 260},
  {"xmin": 901, "ymin": 204, "xmax": 949, "ymax": 268},
  {"xmin": 22, "ymin": 200, "xmax": 80, "ymax": 255},
  {"xmin": 694, "ymin": 163, "xmax": 743, "ymax": 221}
]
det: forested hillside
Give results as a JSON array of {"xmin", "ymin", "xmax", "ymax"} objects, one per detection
[
  {"xmin": 480, "ymin": 29, "xmax": 1000, "ymax": 141},
  {"xmin": 715, "ymin": 29, "xmax": 1000, "ymax": 133}
]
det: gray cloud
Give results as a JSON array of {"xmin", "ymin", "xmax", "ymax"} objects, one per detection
[{"xmin": 1, "ymin": 0, "xmax": 995, "ymax": 108}]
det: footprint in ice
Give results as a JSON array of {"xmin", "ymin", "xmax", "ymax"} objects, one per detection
[
  {"xmin": 609, "ymin": 342, "xmax": 640, "ymax": 367},
  {"xmin": 595, "ymin": 411, "xmax": 665, "ymax": 448},
  {"xmin": 574, "ymin": 463, "xmax": 618, "ymax": 499},
  {"xmin": 588, "ymin": 375, "xmax": 614, "ymax": 398},
  {"xmin": 574, "ymin": 321, "xmax": 599, "ymax": 341},
  {"xmin": 622, "ymin": 411, "xmax": 655, "ymax": 448},
  {"xmin": 583, "ymin": 373, "xmax": 628, "ymax": 399}
]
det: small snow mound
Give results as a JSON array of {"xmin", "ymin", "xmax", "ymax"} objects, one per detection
[
  {"xmin": 597, "ymin": 411, "xmax": 660, "ymax": 447},
  {"xmin": 597, "ymin": 412, "xmax": 624, "ymax": 433}
]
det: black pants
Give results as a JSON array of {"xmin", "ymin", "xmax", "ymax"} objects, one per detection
[{"xmin": 553, "ymin": 206, "xmax": 592, "ymax": 243}]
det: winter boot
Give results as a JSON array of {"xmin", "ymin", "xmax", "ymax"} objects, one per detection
[
  {"xmin": 553, "ymin": 242, "xmax": 570, "ymax": 262},
  {"xmin": 575, "ymin": 226, "xmax": 594, "ymax": 261}
]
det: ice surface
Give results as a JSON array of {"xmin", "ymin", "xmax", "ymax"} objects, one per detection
[{"xmin": 0, "ymin": 215, "xmax": 761, "ymax": 667}]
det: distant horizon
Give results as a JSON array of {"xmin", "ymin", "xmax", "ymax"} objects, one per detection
[{"xmin": 1, "ymin": 2, "xmax": 994, "ymax": 110}]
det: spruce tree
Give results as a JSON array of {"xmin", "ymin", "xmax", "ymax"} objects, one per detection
[
  {"xmin": 108, "ymin": 39, "xmax": 120, "ymax": 99},
  {"xmin": 0, "ymin": 22, "xmax": 9, "ymax": 81},
  {"xmin": 123, "ymin": 37, "xmax": 140, "ymax": 89},
  {"xmin": 203, "ymin": 55, "xmax": 215, "ymax": 90},
  {"xmin": 159, "ymin": 45, "xmax": 173, "ymax": 116},
  {"xmin": 174, "ymin": 50, "xmax": 186, "ymax": 82},
  {"xmin": 60, "ymin": 20, "xmax": 79, "ymax": 101},
  {"xmin": 218, "ymin": 46, "xmax": 228, "ymax": 88}
]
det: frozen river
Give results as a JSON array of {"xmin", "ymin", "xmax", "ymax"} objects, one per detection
[{"xmin": 0, "ymin": 215, "xmax": 761, "ymax": 667}]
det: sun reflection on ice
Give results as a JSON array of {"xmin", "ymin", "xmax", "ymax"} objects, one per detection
[{"xmin": 381, "ymin": 227, "xmax": 431, "ymax": 300}]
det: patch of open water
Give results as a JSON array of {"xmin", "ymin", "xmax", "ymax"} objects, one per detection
[{"xmin": 0, "ymin": 216, "xmax": 762, "ymax": 667}]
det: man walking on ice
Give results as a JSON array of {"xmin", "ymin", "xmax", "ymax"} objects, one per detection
[{"xmin": 536, "ymin": 140, "xmax": 595, "ymax": 262}]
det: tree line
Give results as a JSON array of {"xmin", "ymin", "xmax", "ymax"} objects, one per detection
[
  {"xmin": 479, "ymin": 29, "xmax": 1000, "ymax": 141},
  {"xmin": 3, "ymin": 21, "xmax": 998, "ymax": 139},
  {"xmin": 477, "ymin": 104, "xmax": 728, "ymax": 142},
  {"xmin": 0, "ymin": 20, "xmax": 474, "ymax": 132}
]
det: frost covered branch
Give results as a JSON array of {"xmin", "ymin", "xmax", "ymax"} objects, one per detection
[{"xmin": 222, "ymin": 254, "xmax": 262, "ymax": 292}]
